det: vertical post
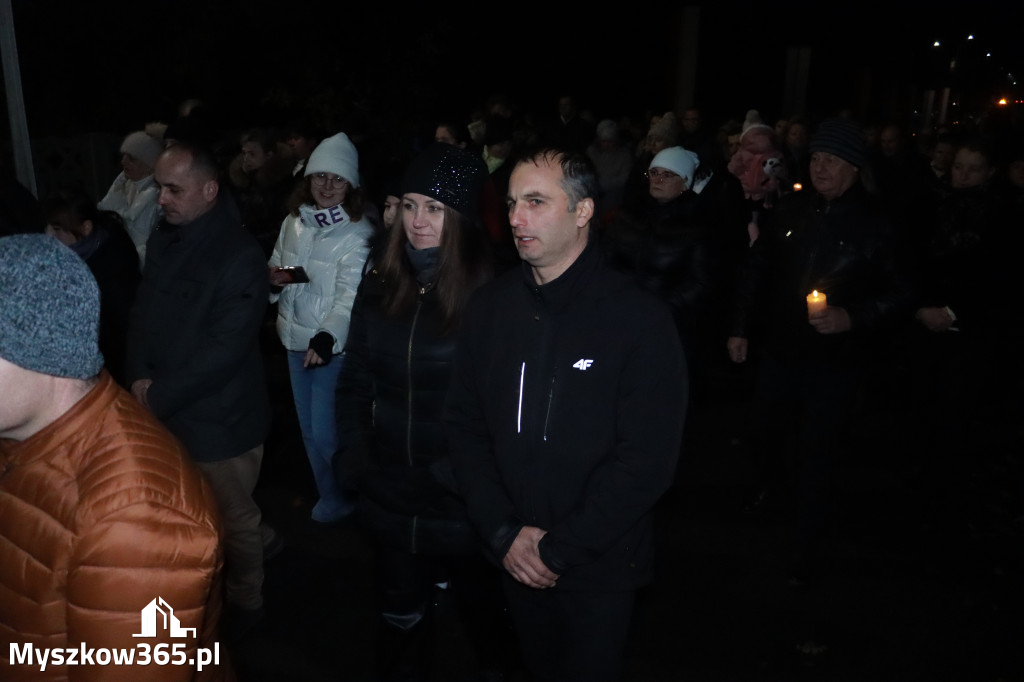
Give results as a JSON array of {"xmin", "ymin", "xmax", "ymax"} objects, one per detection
[
  {"xmin": 921, "ymin": 89, "xmax": 936, "ymax": 133},
  {"xmin": 0, "ymin": 0, "xmax": 36, "ymax": 196},
  {"xmin": 783, "ymin": 46, "xmax": 811, "ymax": 117},
  {"xmin": 673, "ymin": 6, "xmax": 701, "ymax": 115}
]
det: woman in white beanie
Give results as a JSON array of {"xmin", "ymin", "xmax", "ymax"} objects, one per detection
[
  {"xmin": 603, "ymin": 145, "xmax": 720, "ymax": 385},
  {"xmin": 97, "ymin": 123, "xmax": 166, "ymax": 269},
  {"xmin": 268, "ymin": 132, "xmax": 376, "ymax": 525}
]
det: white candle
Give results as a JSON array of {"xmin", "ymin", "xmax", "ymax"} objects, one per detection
[{"xmin": 806, "ymin": 290, "xmax": 827, "ymax": 317}]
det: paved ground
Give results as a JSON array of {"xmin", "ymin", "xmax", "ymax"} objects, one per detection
[{"xmin": 224, "ymin": 322, "xmax": 1024, "ymax": 681}]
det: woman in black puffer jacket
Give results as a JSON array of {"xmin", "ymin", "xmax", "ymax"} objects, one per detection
[{"xmin": 335, "ymin": 142, "xmax": 514, "ymax": 681}]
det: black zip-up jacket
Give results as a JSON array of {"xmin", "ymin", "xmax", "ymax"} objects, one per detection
[
  {"xmin": 337, "ymin": 269, "xmax": 478, "ymax": 555},
  {"xmin": 730, "ymin": 184, "xmax": 917, "ymax": 366},
  {"xmin": 445, "ymin": 240, "xmax": 688, "ymax": 591}
]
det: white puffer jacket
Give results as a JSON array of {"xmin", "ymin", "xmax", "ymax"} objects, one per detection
[{"xmin": 269, "ymin": 206, "xmax": 374, "ymax": 353}]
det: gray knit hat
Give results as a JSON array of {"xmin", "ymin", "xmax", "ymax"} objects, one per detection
[
  {"xmin": 0, "ymin": 234, "xmax": 104, "ymax": 379},
  {"xmin": 809, "ymin": 118, "xmax": 869, "ymax": 169}
]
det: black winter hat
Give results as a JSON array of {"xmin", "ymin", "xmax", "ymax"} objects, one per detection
[
  {"xmin": 401, "ymin": 143, "xmax": 488, "ymax": 219},
  {"xmin": 809, "ymin": 118, "xmax": 869, "ymax": 169}
]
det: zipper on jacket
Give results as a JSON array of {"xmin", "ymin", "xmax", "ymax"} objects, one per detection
[
  {"xmin": 407, "ymin": 299, "xmax": 423, "ymax": 467},
  {"xmin": 543, "ymin": 372, "xmax": 556, "ymax": 442},
  {"xmin": 517, "ymin": 362, "xmax": 526, "ymax": 433}
]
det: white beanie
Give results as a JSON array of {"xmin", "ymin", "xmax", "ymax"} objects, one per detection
[
  {"xmin": 120, "ymin": 130, "xmax": 164, "ymax": 168},
  {"xmin": 304, "ymin": 132, "xmax": 360, "ymax": 188},
  {"xmin": 649, "ymin": 146, "xmax": 700, "ymax": 183}
]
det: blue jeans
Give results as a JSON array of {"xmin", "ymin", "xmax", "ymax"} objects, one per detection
[{"xmin": 287, "ymin": 350, "xmax": 353, "ymax": 522}]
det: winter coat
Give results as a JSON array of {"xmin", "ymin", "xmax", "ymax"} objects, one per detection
[
  {"xmin": 78, "ymin": 219, "xmax": 141, "ymax": 387},
  {"xmin": 731, "ymin": 184, "xmax": 916, "ymax": 366},
  {"xmin": 445, "ymin": 240, "xmax": 688, "ymax": 591},
  {"xmin": 337, "ymin": 269, "xmax": 478, "ymax": 555},
  {"xmin": 125, "ymin": 197, "xmax": 270, "ymax": 462},
  {"xmin": 0, "ymin": 372, "xmax": 226, "ymax": 682},
  {"xmin": 97, "ymin": 172, "xmax": 162, "ymax": 268},
  {"xmin": 226, "ymin": 146, "xmax": 297, "ymax": 258},
  {"xmin": 268, "ymin": 208, "xmax": 374, "ymax": 354}
]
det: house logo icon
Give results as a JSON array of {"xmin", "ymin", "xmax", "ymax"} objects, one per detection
[{"xmin": 132, "ymin": 597, "xmax": 197, "ymax": 638}]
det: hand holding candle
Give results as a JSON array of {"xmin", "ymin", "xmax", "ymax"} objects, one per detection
[
  {"xmin": 806, "ymin": 290, "xmax": 851, "ymax": 334},
  {"xmin": 806, "ymin": 290, "xmax": 827, "ymax": 317}
]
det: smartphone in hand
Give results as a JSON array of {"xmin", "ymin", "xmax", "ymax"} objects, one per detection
[{"xmin": 273, "ymin": 266, "xmax": 310, "ymax": 284}]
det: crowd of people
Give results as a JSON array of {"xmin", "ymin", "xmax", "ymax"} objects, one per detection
[{"xmin": 1, "ymin": 90, "xmax": 1023, "ymax": 681}]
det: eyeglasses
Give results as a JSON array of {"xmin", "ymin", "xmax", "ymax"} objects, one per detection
[
  {"xmin": 646, "ymin": 168, "xmax": 680, "ymax": 182},
  {"xmin": 311, "ymin": 173, "xmax": 348, "ymax": 188}
]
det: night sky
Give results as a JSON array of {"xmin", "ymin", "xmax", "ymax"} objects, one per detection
[{"xmin": 5, "ymin": 1, "xmax": 1024, "ymax": 142}]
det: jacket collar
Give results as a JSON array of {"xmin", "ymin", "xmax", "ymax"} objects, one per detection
[
  {"xmin": 520, "ymin": 234, "xmax": 600, "ymax": 312},
  {"xmin": 0, "ymin": 372, "xmax": 116, "ymax": 470}
]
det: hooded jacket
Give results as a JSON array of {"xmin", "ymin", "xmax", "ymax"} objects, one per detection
[{"xmin": 445, "ymin": 240, "xmax": 688, "ymax": 591}]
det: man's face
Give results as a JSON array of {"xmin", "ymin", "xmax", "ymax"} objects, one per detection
[
  {"xmin": 155, "ymin": 149, "xmax": 218, "ymax": 225},
  {"xmin": 810, "ymin": 151, "xmax": 858, "ymax": 200},
  {"xmin": 507, "ymin": 156, "xmax": 593, "ymax": 284},
  {"xmin": 0, "ymin": 356, "xmax": 47, "ymax": 441},
  {"xmin": 951, "ymin": 149, "xmax": 994, "ymax": 189},
  {"xmin": 287, "ymin": 135, "xmax": 316, "ymax": 161},
  {"xmin": 241, "ymin": 141, "xmax": 270, "ymax": 173},
  {"xmin": 786, "ymin": 124, "xmax": 809, "ymax": 149},
  {"xmin": 880, "ymin": 126, "xmax": 902, "ymax": 158},
  {"xmin": 931, "ymin": 142, "xmax": 954, "ymax": 171}
]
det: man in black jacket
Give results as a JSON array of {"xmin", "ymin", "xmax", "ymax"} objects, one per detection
[
  {"xmin": 126, "ymin": 141, "xmax": 274, "ymax": 638},
  {"xmin": 445, "ymin": 148, "xmax": 688, "ymax": 682},
  {"xmin": 726, "ymin": 118, "xmax": 916, "ymax": 584}
]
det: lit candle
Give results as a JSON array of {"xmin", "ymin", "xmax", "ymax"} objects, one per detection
[
  {"xmin": 806, "ymin": 290, "xmax": 827, "ymax": 317},
  {"xmin": 793, "ymin": 182, "xmax": 803, "ymax": 191}
]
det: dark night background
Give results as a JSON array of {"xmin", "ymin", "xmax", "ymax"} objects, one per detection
[{"xmin": 5, "ymin": 1, "xmax": 1024, "ymax": 141}]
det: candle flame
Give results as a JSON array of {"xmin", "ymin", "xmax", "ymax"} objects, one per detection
[{"xmin": 811, "ymin": 290, "xmax": 820, "ymax": 298}]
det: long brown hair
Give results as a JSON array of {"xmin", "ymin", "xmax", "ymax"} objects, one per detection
[{"xmin": 377, "ymin": 203, "xmax": 492, "ymax": 333}]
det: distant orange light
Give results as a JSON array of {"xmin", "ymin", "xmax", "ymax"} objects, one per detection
[
  {"xmin": 998, "ymin": 98, "xmax": 1008, "ymax": 105},
  {"xmin": 793, "ymin": 183, "xmax": 803, "ymax": 191}
]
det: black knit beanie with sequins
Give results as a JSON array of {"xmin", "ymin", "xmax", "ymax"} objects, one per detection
[{"xmin": 401, "ymin": 142, "xmax": 488, "ymax": 219}]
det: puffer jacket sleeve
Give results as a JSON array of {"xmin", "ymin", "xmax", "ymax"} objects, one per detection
[
  {"xmin": 267, "ymin": 214, "xmax": 291, "ymax": 305},
  {"xmin": 66, "ymin": 451, "xmax": 222, "ymax": 680},
  {"xmin": 318, "ymin": 222, "xmax": 372, "ymax": 353}
]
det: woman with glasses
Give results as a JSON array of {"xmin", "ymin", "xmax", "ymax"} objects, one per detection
[
  {"xmin": 603, "ymin": 145, "xmax": 721, "ymax": 395},
  {"xmin": 268, "ymin": 132, "xmax": 376, "ymax": 525}
]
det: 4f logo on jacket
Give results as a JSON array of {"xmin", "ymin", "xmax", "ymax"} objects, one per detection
[{"xmin": 572, "ymin": 359, "xmax": 594, "ymax": 370}]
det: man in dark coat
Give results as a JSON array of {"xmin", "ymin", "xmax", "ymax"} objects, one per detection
[
  {"xmin": 727, "ymin": 118, "xmax": 916, "ymax": 583},
  {"xmin": 446, "ymin": 148, "xmax": 688, "ymax": 682},
  {"xmin": 125, "ymin": 141, "xmax": 274, "ymax": 638}
]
